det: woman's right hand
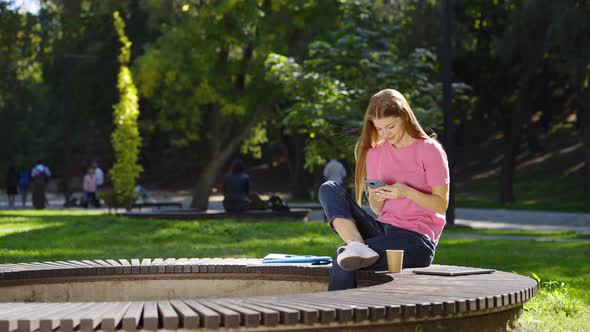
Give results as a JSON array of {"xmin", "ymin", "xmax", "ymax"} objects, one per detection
[
  {"xmin": 367, "ymin": 187, "xmax": 385, "ymax": 215},
  {"xmin": 368, "ymin": 187, "xmax": 384, "ymax": 202}
]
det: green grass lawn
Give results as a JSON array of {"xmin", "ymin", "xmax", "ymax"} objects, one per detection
[{"xmin": 0, "ymin": 210, "xmax": 588, "ymax": 331}]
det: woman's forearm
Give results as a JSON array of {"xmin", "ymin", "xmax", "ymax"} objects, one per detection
[{"xmin": 405, "ymin": 188, "xmax": 448, "ymax": 214}]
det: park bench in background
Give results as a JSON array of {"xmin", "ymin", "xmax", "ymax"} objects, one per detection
[
  {"xmin": 130, "ymin": 202, "xmax": 183, "ymax": 211},
  {"xmin": 0, "ymin": 259, "xmax": 537, "ymax": 331},
  {"xmin": 120, "ymin": 208, "xmax": 311, "ymax": 221}
]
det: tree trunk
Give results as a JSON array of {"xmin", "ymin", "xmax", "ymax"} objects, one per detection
[
  {"xmin": 579, "ymin": 89, "xmax": 590, "ymax": 204},
  {"xmin": 281, "ymin": 133, "xmax": 311, "ymax": 199},
  {"xmin": 190, "ymin": 105, "xmax": 272, "ymax": 210},
  {"xmin": 500, "ymin": 87, "xmax": 530, "ymax": 203}
]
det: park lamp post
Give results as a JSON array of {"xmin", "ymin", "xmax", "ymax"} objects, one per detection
[
  {"xmin": 442, "ymin": 0, "xmax": 455, "ymax": 224},
  {"xmin": 63, "ymin": 54, "xmax": 99, "ymax": 207}
]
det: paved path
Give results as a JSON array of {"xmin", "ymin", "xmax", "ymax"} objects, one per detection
[
  {"xmin": 444, "ymin": 233, "xmax": 590, "ymax": 242},
  {"xmin": 454, "ymin": 208, "xmax": 590, "ymax": 233},
  {"xmin": 301, "ymin": 204, "xmax": 590, "ymax": 234}
]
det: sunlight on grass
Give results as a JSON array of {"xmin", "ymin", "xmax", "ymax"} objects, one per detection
[
  {"xmin": 514, "ymin": 278, "xmax": 590, "ymax": 332},
  {"xmin": 0, "ymin": 210, "xmax": 104, "ymax": 217}
]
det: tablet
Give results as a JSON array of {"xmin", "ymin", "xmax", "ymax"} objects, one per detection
[
  {"xmin": 262, "ymin": 254, "xmax": 332, "ymax": 264},
  {"xmin": 413, "ymin": 267, "xmax": 495, "ymax": 276}
]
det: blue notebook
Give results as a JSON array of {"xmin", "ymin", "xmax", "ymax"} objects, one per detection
[{"xmin": 262, "ymin": 253, "xmax": 332, "ymax": 264}]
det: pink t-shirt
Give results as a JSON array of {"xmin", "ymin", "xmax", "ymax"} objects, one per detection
[
  {"xmin": 366, "ymin": 138, "xmax": 450, "ymax": 244},
  {"xmin": 83, "ymin": 174, "xmax": 97, "ymax": 193}
]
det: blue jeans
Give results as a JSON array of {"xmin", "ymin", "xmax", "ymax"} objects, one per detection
[{"xmin": 318, "ymin": 181, "xmax": 436, "ymax": 291}]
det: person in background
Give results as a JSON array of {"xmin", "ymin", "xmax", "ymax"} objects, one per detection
[
  {"xmin": 134, "ymin": 185, "xmax": 155, "ymax": 203},
  {"xmin": 93, "ymin": 160, "xmax": 104, "ymax": 191},
  {"xmin": 5, "ymin": 165, "xmax": 18, "ymax": 208},
  {"xmin": 323, "ymin": 158, "xmax": 347, "ymax": 184},
  {"xmin": 82, "ymin": 166, "xmax": 100, "ymax": 208},
  {"xmin": 222, "ymin": 159, "xmax": 250, "ymax": 213},
  {"xmin": 17, "ymin": 167, "xmax": 31, "ymax": 207},
  {"xmin": 31, "ymin": 161, "xmax": 51, "ymax": 209}
]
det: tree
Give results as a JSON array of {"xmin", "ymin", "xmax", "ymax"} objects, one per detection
[
  {"xmin": 492, "ymin": 0, "xmax": 589, "ymax": 202},
  {"xmin": 544, "ymin": 0, "xmax": 590, "ymax": 202},
  {"xmin": 134, "ymin": 1, "xmax": 340, "ymax": 209},
  {"xmin": 265, "ymin": 0, "xmax": 443, "ymax": 200},
  {"xmin": 111, "ymin": 11, "xmax": 142, "ymax": 207}
]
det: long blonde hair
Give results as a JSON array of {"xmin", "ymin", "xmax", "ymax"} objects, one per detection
[{"xmin": 354, "ymin": 89, "xmax": 430, "ymax": 203}]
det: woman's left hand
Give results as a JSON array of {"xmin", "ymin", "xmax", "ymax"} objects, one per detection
[{"xmin": 375, "ymin": 183, "xmax": 411, "ymax": 200}]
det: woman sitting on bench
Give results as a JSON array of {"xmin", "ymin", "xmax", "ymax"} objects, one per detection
[{"xmin": 319, "ymin": 88, "xmax": 450, "ymax": 291}]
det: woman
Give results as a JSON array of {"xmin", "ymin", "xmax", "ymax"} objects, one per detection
[
  {"xmin": 319, "ymin": 89, "xmax": 450, "ymax": 291},
  {"xmin": 82, "ymin": 166, "xmax": 100, "ymax": 208}
]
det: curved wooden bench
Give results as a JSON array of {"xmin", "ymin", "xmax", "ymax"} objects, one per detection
[{"xmin": 0, "ymin": 259, "xmax": 537, "ymax": 332}]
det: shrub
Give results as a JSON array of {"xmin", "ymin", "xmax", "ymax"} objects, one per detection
[{"xmin": 111, "ymin": 11, "xmax": 142, "ymax": 210}]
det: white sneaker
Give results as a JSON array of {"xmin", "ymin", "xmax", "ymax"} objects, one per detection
[{"xmin": 336, "ymin": 240, "xmax": 380, "ymax": 271}]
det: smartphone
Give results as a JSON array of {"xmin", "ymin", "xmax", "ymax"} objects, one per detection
[{"xmin": 364, "ymin": 179, "xmax": 386, "ymax": 189}]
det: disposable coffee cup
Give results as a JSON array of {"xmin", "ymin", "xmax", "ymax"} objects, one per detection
[{"xmin": 386, "ymin": 250, "xmax": 404, "ymax": 273}]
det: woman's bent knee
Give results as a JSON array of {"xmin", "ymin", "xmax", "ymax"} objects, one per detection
[{"xmin": 318, "ymin": 181, "xmax": 345, "ymax": 201}]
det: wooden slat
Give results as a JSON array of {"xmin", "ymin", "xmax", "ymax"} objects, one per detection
[
  {"xmin": 163, "ymin": 258, "xmax": 177, "ymax": 273},
  {"xmin": 210, "ymin": 299, "xmax": 261, "ymax": 327},
  {"xmin": 169, "ymin": 300, "xmax": 199, "ymax": 329},
  {"xmin": 186, "ymin": 258, "xmax": 204, "ymax": 273},
  {"xmin": 318, "ymin": 293, "xmax": 401, "ymax": 320},
  {"xmin": 228, "ymin": 299, "xmax": 279, "ymax": 326},
  {"xmin": 196, "ymin": 258, "xmax": 213, "ymax": 273},
  {"xmin": 100, "ymin": 302, "xmax": 131, "ymax": 332},
  {"xmin": 81, "ymin": 260, "xmax": 106, "ymax": 275},
  {"xmin": 284, "ymin": 297, "xmax": 354, "ymax": 322},
  {"xmin": 80, "ymin": 302, "xmax": 113, "ymax": 332},
  {"xmin": 105, "ymin": 259, "xmax": 124, "ymax": 274},
  {"xmin": 67, "ymin": 260, "xmax": 97, "ymax": 276},
  {"xmin": 157, "ymin": 301, "xmax": 179, "ymax": 330},
  {"xmin": 17, "ymin": 303, "xmax": 72, "ymax": 332},
  {"xmin": 0, "ymin": 303, "xmax": 46, "ymax": 332},
  {"xmin": 142, "ymin": 301, "xmax": 158, "ymax": 330},
  {"xmin": 252, "ymin": 298, "xmax": 319, "ymax": 324},
  {"xmin": 130, "ymin": 259, "xmax": 141, "ymax": 274},
  {"xmin": 182, "ymin": 299, "xmax": 221, "ymax": 329},
  {"xmin": 93, "ymin": 260, "xmax": 116, "ymax": 275},
  {"xmin": 117, "ymin": 259, "xmax": 132, "ymax": 274},
  {"xmin": 60, "ymin": 302, "xmax": 106, "ymax": 332},
  {"xmin": 324, "ymin": 293, "xmax": 414, "ymax": 319},
  {"xmin": 39, "ymin": 303, "xmax": 96, "ymax": 332},
  {"xmin": 282, "ymin": 295, "xmax": 347, "ymax": 322},
  {"xmin": 172, "ymin": 258, "xmax": 188, "ymax": 273},
  {"xmin": 149, "ymin": 258, "xmax": 164, "ymax": 274},
  {"xmin": 53, "ymin": 261, "xmax": 85, "ymax": 276},
  {"xmin": 243, "ymin": 299, "xmax": 300, "ymax": 325},
  {"xmin": 205, "ymin": 258, "xmax": 225, "ymax": 273},
  {"xmin": 121, "ymin": 302, "xmax": 144, "ymax": 331},
  {"xmin": 140, "ymin": 258, "xmax": 151, "ymax": 274},
  {"xmin": 198, "ymin": 300, "xmax": 240, "ymax": 328}
]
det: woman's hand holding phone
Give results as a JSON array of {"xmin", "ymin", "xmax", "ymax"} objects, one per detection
[
  {"xmin": 365, "ymin": 179, "xmax": 387, "ymax": 202},
  {"xmin": 375, "ymin": 183, "xmax": 410, "ymax": 200}
]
